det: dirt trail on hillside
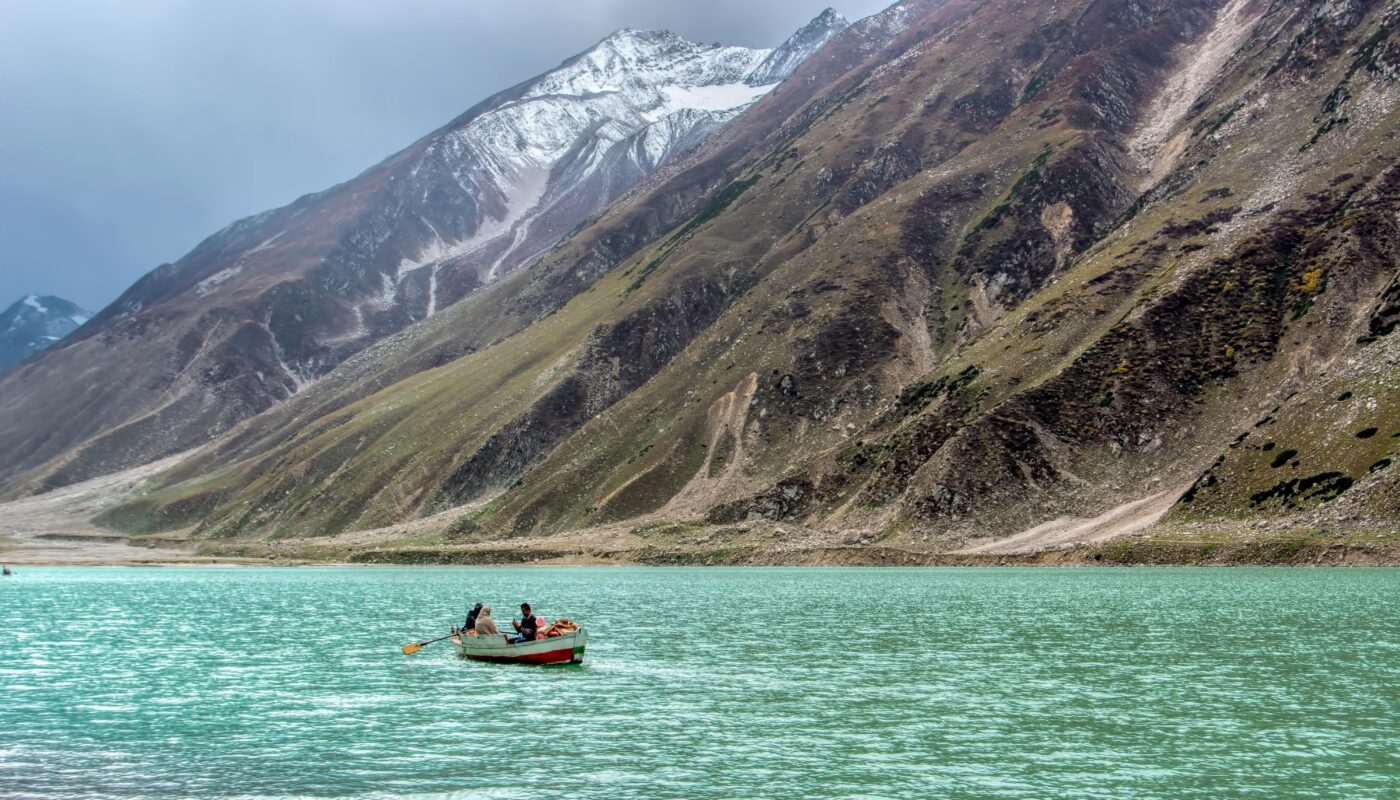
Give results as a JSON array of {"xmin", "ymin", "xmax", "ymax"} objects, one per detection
[{"xmin": 953, "ymin": 485, "xmax": 1189, "ymax": 555}]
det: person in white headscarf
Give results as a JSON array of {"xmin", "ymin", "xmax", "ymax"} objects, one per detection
[{"xmin": 473, "ymin": 605, "xmax": 500, "ymax": 637}]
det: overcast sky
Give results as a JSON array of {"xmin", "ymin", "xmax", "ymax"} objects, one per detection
[{"xmin": 0, "ymin": 0, "xmax": 892, "ymax": 311}]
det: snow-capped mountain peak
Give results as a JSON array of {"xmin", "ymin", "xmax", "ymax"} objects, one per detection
[
  {"xmin": 521, "ymin": 28, "xmax": 768, "ymax": 101},
  {"xmin": 746, "ymin": 8, "xmax": 851, "ymax": 85},
  {"xmin": 388, "ymin": 11, "xmax": 845, "ymax": 298},
  {"xmin": 0, "ymin": 294, "xmax": 92, "ymax": 373}
]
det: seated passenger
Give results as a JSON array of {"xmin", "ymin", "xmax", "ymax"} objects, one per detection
[
  {"xmin": 463, "ymin": 602, "xmax": 483, "ymax": 632},
  {"xmin": 473, "ymin": 606, "xmax": 500, "ymax": 637},
  {"xmin": 510, "ymin": 603, "xmax": 538, "ymax": 643}
]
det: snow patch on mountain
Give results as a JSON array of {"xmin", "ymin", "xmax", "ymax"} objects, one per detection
[
  {"xmin": 196, "ymin": 267, "xmax": 243, "ymax": 297},
  {"xmin": 647, "ymin": 82, "xmax": 778, "ymax": 122}
]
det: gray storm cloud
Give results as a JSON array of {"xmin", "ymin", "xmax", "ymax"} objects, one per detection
[{"xmin": 0, "ymin": 0, "xmax": 891, "ymax": 310}]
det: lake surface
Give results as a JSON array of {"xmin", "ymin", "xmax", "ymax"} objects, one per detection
[{"xmin": 1, "ymin": 567, "xmax": 1397, "ymax": 799}]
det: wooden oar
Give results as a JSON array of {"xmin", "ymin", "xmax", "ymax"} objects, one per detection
[{"xmin": 402, "ymin": 631, "xmax": 455, "ymax": 655}]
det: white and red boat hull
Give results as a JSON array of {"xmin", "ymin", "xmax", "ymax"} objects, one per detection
[{"xmin": 450, "ymin": 628, "xmax": 587, "ymax": 665}]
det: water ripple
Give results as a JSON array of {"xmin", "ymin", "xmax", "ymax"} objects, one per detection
[{"xmin": 1, "ymin": 567, "xmax": 1397, "ymax": 799}]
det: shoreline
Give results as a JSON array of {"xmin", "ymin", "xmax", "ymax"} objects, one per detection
[
  {"xmin": 3, "ymin": 458, "xmax": 1395, "ymax": 568},
  {"xmin": 6, "ymin": 536, "xmax": 1397, "ymax": 568}
]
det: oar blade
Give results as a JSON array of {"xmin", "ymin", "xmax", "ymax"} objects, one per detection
[{"xmin": 401, "ymin": 642, "xmax": 422, "ymax": 655}]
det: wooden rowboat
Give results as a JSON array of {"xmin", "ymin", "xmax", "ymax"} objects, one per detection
[{"xmin": 450, "ymin": 628, "xmax": 588, "ymax": 665}]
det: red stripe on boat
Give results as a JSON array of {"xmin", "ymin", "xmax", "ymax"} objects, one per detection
[{"xmin": 464, "ymin": 647, "xmax": 575, "ymax": 665}]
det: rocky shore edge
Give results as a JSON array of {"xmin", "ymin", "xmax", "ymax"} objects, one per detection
[{"xmin": 190, "ymin": 527, "xmax": 1399, "ymax": 568}]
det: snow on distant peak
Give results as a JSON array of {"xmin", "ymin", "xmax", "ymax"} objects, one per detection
[
  {"xmin": 746, "ymin": 7, "xmax": 851, "ymax": 85},
  {"xmin": 520, "ymin": 29, "xmax": 771, "ymax": 103},
  {"xmin": 0, "ymin": 294, "xmax": 93, "ymax": 372},
  {"xmin": 409, "ymin": 27, "xmax": 781, "ymax": 275},
  {"xmin": 367, "ymin": 8, "xmax": 844, "ymax": 317},
  {"xmin": 852, "ymin": 2, "xmax": 914, "ymax": 45}
]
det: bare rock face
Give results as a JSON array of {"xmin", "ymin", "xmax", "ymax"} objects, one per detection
[{"xmin": 0, "ymin": 12, "xmax": 845, "ymax": 496}]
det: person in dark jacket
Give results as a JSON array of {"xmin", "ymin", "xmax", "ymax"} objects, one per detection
[
  {"xmin": 463, "ymin": 602, "xmax": 483, "ymax": 632},
  {"xmin": 510, "ymin": 603, "xmax": 537, "ymax": 643}
]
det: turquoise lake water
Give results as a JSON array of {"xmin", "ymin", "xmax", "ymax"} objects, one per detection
[{"xmin": 1, "ymin": 567, "xmax": 1397, "ymax": 799}]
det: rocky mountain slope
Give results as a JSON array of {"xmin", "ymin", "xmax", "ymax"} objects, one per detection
[
  {"xmin": 0, "ymin": 296, "xmax": 91, "ymax": 373},
  {"xmin": 0, "ymin": 11, "xmax": 846, "ymax": 497},
  {"xmin": 46, "ymin": 0, "xmax": 1400, "ymax": 562}
]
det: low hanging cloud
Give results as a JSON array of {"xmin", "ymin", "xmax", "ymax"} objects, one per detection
[{"xmin": 0, "ymin": 0, "xmax": 890, "ymax": 310}]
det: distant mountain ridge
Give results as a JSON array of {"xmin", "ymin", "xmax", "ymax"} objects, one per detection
[
  {"xmin": 0, "ymin": 296, "xmax": 90, "ymax": 373},
  {"xmin": 0, "ymin": 9, "xmax": 847, "ymax": 495}
]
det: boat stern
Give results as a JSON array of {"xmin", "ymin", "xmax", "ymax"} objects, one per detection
[{"xmin": 569, "ymin": 628, "xmax": 588, "ymax": 664}]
